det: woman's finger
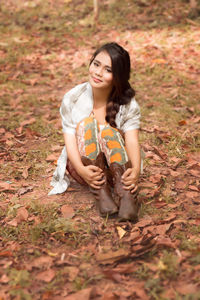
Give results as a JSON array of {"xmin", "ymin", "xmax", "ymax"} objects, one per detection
[
  {"xmin": 90, "ymin": 184, "xmax": 101, "ymax": 189},
  {"xmin": 93, "ymin": 179, "xmax": 105, "ymax": 185},
  {"xmin": 123, "ymin": 183, "xmax": 137, "ymax": 191},
  {"xmin": 122, "ymin": 179, "xmax": 137, "ymax": 186},
  {"xmin": 131, "ymin": 185, "xmax": 138, "ymax": 193},
  {"xmin": 90, "ymin": 179, "xmax": 105, "ymax": 189},
  {"xmin": 89, "ymin": 165, "xmax": 103, "ymax": 173},
  {"xmin": 93, "ymin": 174, "xmax": 104, "ymax": 181},
  {"xmin": 121, "ymin": 168, "xmax": 132, "ymax": 179}
]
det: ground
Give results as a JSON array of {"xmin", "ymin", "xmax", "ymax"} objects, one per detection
[{"xmin": 0, "ymin": 0, "xmax": 200, "ymax": 299}]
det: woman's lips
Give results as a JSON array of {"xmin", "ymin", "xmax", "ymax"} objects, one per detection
[{"xmin": 92, "ymin": 77, "xmax": 102, "ymax": 83}]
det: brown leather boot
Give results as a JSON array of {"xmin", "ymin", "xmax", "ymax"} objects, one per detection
[
  {"xmin": 81, "ymin": 153, "xmax": 118, "ymax": 216},
  {"xmin": 109, "ymin": 162, "xmax": 140, "ymax": 222}
]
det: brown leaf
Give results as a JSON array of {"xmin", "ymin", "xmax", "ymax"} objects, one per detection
[
  {"xmin": 135, "ymin": 217, "xmax": 153, "ymax": 228},
  {"xmin": 0, "ymin": 274, "xmax": 9, "ymax": 284},
  {"xmin": 18, "ymin": 186, "xmax": 33, "ymax": 196},
  {"xmin": 30, "ymin": 256, "xmax": 53, "ymax": 270},
  {"xmin": 7, "ymin": 218, "xmax": 18, "ymax": 227},
  {"xmin": 124, "ymin": 229, "xmax": 140, "ymax": 242},
  {"xmin": 61, "ymin": 205, "xmax": 75, "ymax": 218},
  {"xmin": 20, "ymin": 118, "xmax": 36, "ymax": 127},
  {"xmin": 36, "ymin": 269, "xmax": 55, "ymax": 283},
  {"xmin": 100, "ymin": 292, "xmax": 118, "ymax": 300},
  {"xmin": 126, "ymin": 281, "xmax": 150, "ymax": 300},
  {"xmin": 178, "ymin": 120, "xmax": 187, "ymax": 126},
  {"xmin": 65, "ymin": 266, "xmax": 79, "ymax": 281},
  {"xmin": 155, "ymin": 237, "xmax": 176, "ymax": 249},
  {"xmin": 175, "ymin": 283, "xmax": 198, "ymax": 295},
  {"xmin": 102, "ymin": 269, "xmax": 122, "ymax": 283},
  {"xmin": 149, "ymin": 174, "xmax": 164, "ymax": 184},
  {"xmin": 116, "ymin": 226, "xmax": 126, "ymax": 239},
  {"xmin": 114, "ymin": 262, "xmax": 138, "ymax": 274},
  {"xmin": 16, "ymin": 207, "xmax": 29, "ymax": 223},
  {"xmin": 152, "ymin": 201, "xmax": 167, "ymax": 208},
  {"xmin": 0, "ymin": 250, "xmax": 13, "ymax": 257},
  {"xmin": 65, "ymin": 287, "xmax": 96, "ymax": 300},
  {"xmin": 46, "ymin": 154, "xmax": 58, "ymax": 162},
  {"xmin": 0, "ymin": 181, "xmax": 11, "ymax": 191},
  {"xmin": 152, "ymin": 146, "xmax": 167, "ymax": 160},
  {"xmin": 96, "ymin": 248, "xmax": 130, "ymax": 265},
  {"xmin": 22, "ymin": 166, "xmax": 30, "ymax": 179}
]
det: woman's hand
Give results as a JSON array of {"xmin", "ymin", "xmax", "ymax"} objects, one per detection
[
  {"xmin": 121, "ymin": 167, "xmax": 140, "ymax": 193},
  {"xmin": 78, "ymin": 165, "xmax": 105, "ymax": 189}
]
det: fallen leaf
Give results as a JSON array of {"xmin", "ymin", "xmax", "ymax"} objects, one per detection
[
  {"xmin": 18, "ymin": 186, "xmax": 33, "ymax": 196},
  {"xmin": 175, "ymin": 283, "xmax": 198, "ymax": 295},
  {"xmin": 0, "ymin": 181, "xmax": 11, "ymax": 191},
  {"xmin": 61, "ymin": 205, "xmax": 75, "ymax": 218},
  {"xmin": 36, "ymin": 269, "xmax": 55, "ymax": 283},
  {"xmin": 0, "ymin": 274, "xmax": 9, "ymax": 284},
  {"xmin": 30, "ymin": 256, "xmax": 53, "ymax": 270},
  {"xmin": 102, "ymin": 269, "xmax": 122, "ymax": 283},
  {"xmin": 96, "ymin": 248, "xmax": 130, "ymax": 265},
  {"xmin": 116, "ymin": 226, "xmax": 126, "ymax": 239},
  {"xmin": 65, "ymin": 266, "xmax": 79, "ymax": 281},
  {"xmin": 16, "ymin": 207, "xmax": 29, "ymax": 222},
  {"xmin": 7, "ymin": 218, "xmax": 18, "ymax": 227},
  {"xmin": 0, "ymin": 251, "xmax": 13, "ymax": 257},
  {"xmin": 46, "ymin": 154, "xmax": 58, "ymax": 162},
  {"xmin": 178, "ymin": 120, "xmax": 187, "ymax": 126},
  {"xmin": 22, "ymin": 166, "xmax": 30, "ymax": 179},
  {"xmin": 65, "ymin": 287, "xmax": 96, "ymax": 300},
  {"xmin": 152, "ymin": 58, "xmax": 167, "ymax": 64}
]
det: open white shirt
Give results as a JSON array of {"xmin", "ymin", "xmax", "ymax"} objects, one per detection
[{"xmin": 49, "ymin": 82, "xmax": 141, "ymax": 195}]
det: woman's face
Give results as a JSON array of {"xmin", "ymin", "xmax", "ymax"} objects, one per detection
[{"xmin": 89, "ymin": 51, "xmax": 113, "ymax": 91}]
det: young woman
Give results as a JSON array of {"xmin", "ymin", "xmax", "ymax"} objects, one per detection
[{"xmin": 49, "ymin": 42, "xmax": 141, "ymax": 221}]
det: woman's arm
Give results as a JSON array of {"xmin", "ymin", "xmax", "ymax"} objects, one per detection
[
  {"xmin": 121, "ymin": 129, "xmax": 141, "ymax": 193},
  {"xmin": 64, "ymin": 133, "xmax": 105, "ymax": 189}
]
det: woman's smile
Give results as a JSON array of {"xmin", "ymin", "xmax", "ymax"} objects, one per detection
[{"xmin": 92, "ymin": 76, "xmax": 103, "ymax": 83}]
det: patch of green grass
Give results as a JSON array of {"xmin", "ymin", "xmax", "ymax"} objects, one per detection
[
  {"xmin": 175, "ymin": 293, "xmax": 200, "ymax": 300},
  {"xmin": 8, "ymin": 268, "xmax": 31, "ymax": 299},
  {"xmin": 145, "ymin": 278, "xmax": 163, "ymax": 300},
  {"xmin": 159, "ymin": 250, "xmax": 179, "ymax": 280},
  {"xmin": 72, "ymin": 273, "xmax": 103, "ymax": 292},
  {"xmin": 175, "ymin": 232, "xmax": 198, "ymax": 251},
  {"xmin": 139, "ymin": 201, "xmax": 158, "ymax": 218},
  {"xmin": 135, "ymin": 264, "xmax": 151, "ymax": 280},
  {"xmin": 189, "ymin": 253, "xmax": 200, "ymax": 266}
]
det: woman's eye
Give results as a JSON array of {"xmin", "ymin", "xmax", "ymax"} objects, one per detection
[
  {"xmin": 94, "ymin": 62, "xmax": 99, "ymax": 67},
  {"xmin": 106, "ymin": 68, "xmax": 112, "ymax": 73}
]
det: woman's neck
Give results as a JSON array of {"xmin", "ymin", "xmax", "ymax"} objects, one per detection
[{"xmin": 92, "ymin": 87, "xmax": 111, "ymax": 108}]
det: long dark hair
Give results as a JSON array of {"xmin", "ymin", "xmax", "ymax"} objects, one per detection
[{"xmin": 90, "ymin": 42, "xmax": 135, "ymax": 128}]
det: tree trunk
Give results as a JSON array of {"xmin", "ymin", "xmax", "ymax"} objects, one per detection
[{"xmin": 93, "ymin": 0, "xmax": 99, "ymax": 22}]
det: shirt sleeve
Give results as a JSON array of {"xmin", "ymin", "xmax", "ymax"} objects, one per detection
[
  {"xmin": 121, "ymin": 98, "xmax": 141, "ymax": 132},
  {"xmin": 60, "ymin": 85, "xmax": 80, "ymax": 135}
]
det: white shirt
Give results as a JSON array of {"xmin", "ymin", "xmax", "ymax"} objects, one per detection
[{"xmin": 49, "ymin": 82, "xmax": 141, "ymax": 195}]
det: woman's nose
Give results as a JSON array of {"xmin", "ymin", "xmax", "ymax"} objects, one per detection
[{"xmin": 95, "ymin": 68, "xmax": 103, "ymax": 76}]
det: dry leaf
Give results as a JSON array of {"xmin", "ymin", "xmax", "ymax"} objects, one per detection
[
  {"xmin": 116, "ymin": 226, "xmax": 126, "ymax": 239},
  {"xmin": 65, "ymin": 266, "xmax": 79, "ymax": 281},
  {"xmin": 61, "ymin": 205, "xmax": 75, "ymax": 218},
  {"xmin": 175, "ymin": 283, "xmax": 198, "ymax": 295},
  {"xmin": 31, "ymin": 256, "xmax": 53, "ymax": 269},
  {"xmin": 16, "ymin": 207, "xmax": 29, "ymax": 222},
  {"xmin": 18, "ymin": 186, "xmax": 33, "ymax": 196},
  {"xmin": 65, "ymin": 287, "xmax": 96, "ymax": 300},
  {"xmin": 96, "ymin": 248, "xmax": 130, "ymax": 265},
  {"xmin": 46, "ymin": 154, "xmax": 58, "ymax": 162},
  {"xmin": 36, "ymin": 269, "xmax": 55, "ymax": 283}
]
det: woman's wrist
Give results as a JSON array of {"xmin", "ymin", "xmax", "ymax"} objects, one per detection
[{"xmin": 76, "ymin": 164, "xmax": 85, "ymax": 177}]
